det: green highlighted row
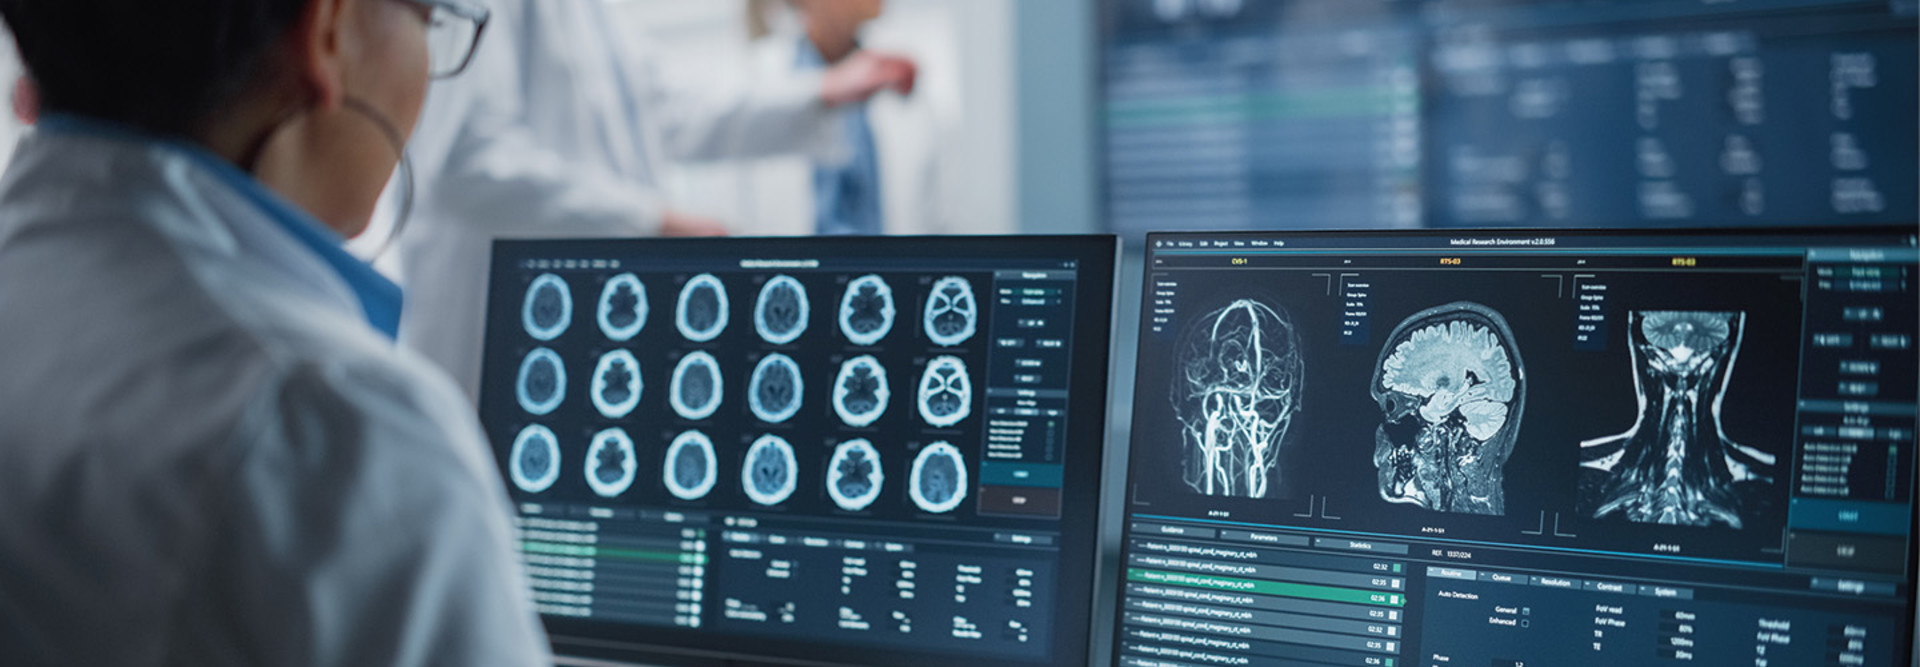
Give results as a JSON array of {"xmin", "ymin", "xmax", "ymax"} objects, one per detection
[
  {"xmin": 521, "ymin": 541, "xmax": 708, "ymax": 565},
  {"xmin": 1129, "ymin": 568, "xmax": 1404, "ymax": 607}
]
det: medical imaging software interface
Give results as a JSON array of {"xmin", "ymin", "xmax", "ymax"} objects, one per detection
[
  {"xmin": 478, "ymin": 236, "xmax": 1114, "ymax": 666},
  {"xmin": 1114, "ymin": 229, "xmax": 1920, "ymax": 667}
]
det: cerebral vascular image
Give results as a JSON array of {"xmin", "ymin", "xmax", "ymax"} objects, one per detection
[
  {"xmin": 670, "ymin": 351, "xmax": 723, "ymax": 421},
  {"xmin": 676, "ymin": 273, "xmax": 730, "ymax": 343},
  {"xmin": 923, "ymin": 276, "xmax": 978, "ymax": 347},
  {"xmin": 917, "ymin": 356, "xmax": 972, "ymax": 428},
  {"xmin": 590, "ymin": 349, "xmax": 642, "ymax": 419},
  {"xmin": 665, "ymin": 430, "xmax": 719, "ymax": 501},
  {"xmin": 754, "ymin": 275, "xmax": 810, "ymax": 345},
  {"xmin": 597, "ymin": 273, "xmax": 647, "ymax": 342},
  {"xmin": 1371, "ymin": 302, "xmax": 1524, "ymax": 516},
  {"xmin": 741, "ymin": 434, "xmax": 799, "ymax": 506},
  {"xmin": 1171, "ymin": 299, "xmax": 1304, "ymax": 499},
  {"xmin": 509, "ymin": 424, "xmax": 561, "ymax": 494},
  {"xmin": 839, "ymin": 274, "xmax": 896, "ymax": 346},
  {"xmin": 1581, "ymin": 311, "xmax": 1775, "ymax": 528},
  {"xmin": 584, "ymin": 427, "xmax": 638, "ymax": 498},
  {"xmin": 516, "ymin": 347, "xmax": 566, "ymax": 416},
  {"xmin": 522, "ymin": 273, "xmax": 572, "ymax": 341},
  {"xmin": 833, "ymin": 355, "xmax": 891, "ymax": 427},
  {"xmin": 827, "ymin": 438, "xmax": 885, "ymax": 511},
  {"xmin": 909, "ymin": 441, "xmax": 968, "ymax": 514},
  {"xmin": 749, "ymin": 353, "xmax": 803, "ymax": 423}
]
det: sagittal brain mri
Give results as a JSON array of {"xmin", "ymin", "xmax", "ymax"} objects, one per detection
[
  {"xmin": 838, "ymin": 274, "xmax": 896, "ymax": 346},
  {"xmin": 516, "ymin": 347, "xmax": 567, "ymax": 416},
  {"xmin": 670, "ymin": 351, "xmax": 723, "ymax": 421},
  {"xmin": 909, "ymin": 441, "xmax": 968, "ymax": 514},
  {"xmin": 749, "ymin": 353, "xmax": 804, "ymax": 423},
  {"xmin": 665, "ymin": 430, "xmax": 719, "ymax": 501},
  {"xmin": 522, "ymin": 273, "xmax": 572, "ymax": 341},
  {"xmin": 584, "ymin": 427, "xmax": 638, "ymax": 498},
  {"xmin": 597, "ymin": 273, "xmax": 647, "ymax": 342},
  {"xmin": 916, "ymin": 356, "xmax": 972, "ymax": 428},
  {"xmin": 922, "ymin": 276, "xmax": 978, "ymax": 347},
  {"xmin": 1580, "ymin": 311, "xmax": 1775, "ymax": 528},
  {"xmin": 833, "ymin": 355, "xmax": 891, "ymax": 427},
  {"xmin": 1171, "ymin": 299, "xmax": 1303, "ymax": 499},
  {"xmin": 754, "ymin": 275, "xmax": 810, "ymax": 345},
  {"xmin": 590, "ymin": 349, "xmax": 642, "ymax": 419},
  {"xmin": 1371, "ymin": 302, "xmax": 1525, "ymax": 516},
  {"xmin": 742, "ymin": 434, "xmax": 799, "ymax": 506},
  {"xmin": 509, "ymin": 424, "xmax": 562, "ymax": 493},
  {"xmin": 827, "ymin": 438, "xmax": 885, "ymax": 511},
  {"xmin": 676, "ymin": 274, "xmax": 730, "ymax": 342}
]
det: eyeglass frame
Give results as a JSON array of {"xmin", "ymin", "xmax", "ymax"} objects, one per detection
[{"xmin": 398, "ymin": 0, "xmax": 491, "ymax": 79}]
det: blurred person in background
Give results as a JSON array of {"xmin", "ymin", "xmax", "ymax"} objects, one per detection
[{"xmin": 397, "ymin": 0, "xmax": 917, "ymax": 398}]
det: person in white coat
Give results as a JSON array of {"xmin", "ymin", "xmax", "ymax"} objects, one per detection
[
  {"xmin": 0, "ymin": 0, "xmax": 548, "ymax": 664},
  {"xmin": 397, "ymin": 0, "xmax": 916, "ymax": 398}
]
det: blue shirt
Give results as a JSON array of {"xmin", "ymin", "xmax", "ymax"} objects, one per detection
[{"xmin": 796, "ymin": 40, "xmax": 885, "ymax": 236}]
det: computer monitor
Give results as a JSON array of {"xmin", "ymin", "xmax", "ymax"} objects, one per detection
[
  {"xmin": 1111, "ymin": 227, "xmax": 1919, "ymax": 665},
  {"xmin": 477, "ymin": 235, "xmax": 1118, "ymax": 666}
]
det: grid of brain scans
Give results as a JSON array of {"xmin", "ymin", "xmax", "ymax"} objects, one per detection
[{"xmin": 475, "ymin": 236, "xmax": 1116, "ymax": 667}]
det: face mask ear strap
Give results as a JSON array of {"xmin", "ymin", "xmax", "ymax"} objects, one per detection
[{"xmin": 342, "ymin": 96, "xmax": 415, "ymax": 261}]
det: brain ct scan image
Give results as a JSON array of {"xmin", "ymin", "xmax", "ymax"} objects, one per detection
[
  {"xmin": 917, "ymin": 356, "xmax": 972, "ymax": 428},
  {"xmin": 833, "ymin": 355, "xmax": 891, "ymax": 427},
  {"xmin": 664, "ymin": 430, "xmax": 719, "ymax": 501},
  {"xmin": 909, "ymin": 441, "xmax": 968, "ymax": 514},
  {"xmin": 826, "ymin": 438, "xmax": 885, "ymax": 511},
  {"xmin": 670, "ymin": 351, "xmax": 723, "ymax": 421},
  {"xmin": 749, "ymin": 353, "xmax": 804, "ymax": 423},
  {"xmin": 838, "ymin": 274, "xmax": 896, "ymax": 346},
  {"xmin": 584, "ymin": 428, "xmax": 638, "ymax": 498},
  {"xmin": 754, "ymin": 275, "xmax": 810, "ymax": 345},
  {"xmin": 516, "ymin": 347, "xmax": 567, "ymax": 416},
  {"xmin": 676, "ymin": 273, "xmax": 731, "ymax": 342},
  {"xmin": 1372, "ymin": 302, "xmax": 1525, "ymax": 516},
  {"xmin": 922, "ymin": 276, "xmax": 978, "ymax": 347},
  {"xmin": 741, "ymin": 434, "xmax": 799, "ymax": 506},
  {"xmin": 509, "ymin": 424, "xmax": 562, "ymax": 494},
  {"xmin": 597, "ymin": 273, "xmax": 648, "ymax": 342},
  {"xmin": 590, "ymin": 349, "xmax": 643, "ymax": 419},
  {"xmin": 1172, "ymin": 299, "xmax": 1303, "ymax": 499},
  {"xmin": 522, "ymin": 273, "xmax": 572, "ymax": 341},
  {"xmin": 1581, "ymin": 311, "xmax": 1775, "ymax": 528}
]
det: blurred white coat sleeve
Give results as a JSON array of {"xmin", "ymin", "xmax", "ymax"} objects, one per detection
[{"xmin": 626, "ymin": 39, "xmax": 847, "ymax": 164}]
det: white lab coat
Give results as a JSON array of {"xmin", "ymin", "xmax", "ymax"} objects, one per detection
[
  {"xmin": 0, "ymin": 124, "xmax": 548, "ymax": 666},
  {"xmin": 398, "ymin": 0, "xmax": 845, "ymax": 399}
]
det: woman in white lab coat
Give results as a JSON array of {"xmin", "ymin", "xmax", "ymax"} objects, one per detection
[{"xmin": 0, "ymin": 1, "xmax": 547, "ymax": 664}]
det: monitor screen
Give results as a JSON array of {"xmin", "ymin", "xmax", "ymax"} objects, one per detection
[
  {"xmin": 477, "ymin": 235, "xmax": 1118, "ymax": 666},
  {"xmin": 1112, "ymin": 227, "xmax": 1919, "ymax": 666},
  {"xmin": 1100, "ymin": 0, "xmax": 1918, "ymax": 237}
]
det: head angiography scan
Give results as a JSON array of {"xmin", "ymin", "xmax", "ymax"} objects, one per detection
[
  {"xmin": 516, "ymin": 347, "xmax": 567, "ymax": 416},
  {"xmin": 749, "ymin": 353, "xmax": 803, "ymax": 423},
  {"xmin": 585, "ymin": 427, "xmax": 638, "ymax": 498},
  {"xmin": 833, "ymin": 355, "xmax": 891, "ymax": 428},
  {"xmin": 1171, "ymin": 299, "xmax": 1303, "ymax": 499},
  {"xmin": 670, "ymin": 351, "xmax": 724, "ymax": 421},
  {"xmin": 827, "ymin": 438, "xmax": 885, "ymax": 511},
  {"xmin": 676, "ymin": 273, "xmax": 731, "ymax": 342},
  {"xmin": 597, "ymin": 273, "xmax": 648, "ymax": 342},
  {"xmin": 923, "ymin": 276, "xmax": 978, "ymax": 347},
  {"xmin": 1371, "ymin": 302, "xmax": 1525, "ymax": 516},
  {"xmin": 665, "ymin": 430, "xmax": 719, "ymax": 501},
  {"xmin": 742, "ymin": 434, "xmax": 799, "ymax": 506},
  {"xmin": 839, "ymin": 274, "xmax": 896, "ymax": 346},
  {"xmin": 510, "ymin": 424, "xmax": 562, "ymax": 494},
  {"xmin": 755, "ymin": 275, "xmax": 810, "ymax": 345},
  {"xmin": 523, "ymin": 273, "xmax": 572, "ymax": 341},
  {"xmin": 909, "ymin": 441, "xmax": 968, "ymax": 514},
  {"xmin": 590, "ymin": 349, "xmax": 642, "ymax": 419},
  {"xmin": 1581, "ymin": 311, "xmax": 1775, "ymax": 528},
  {"xmin": 917, "ymin": 356, "xmax": 972, "ymax": 428}
]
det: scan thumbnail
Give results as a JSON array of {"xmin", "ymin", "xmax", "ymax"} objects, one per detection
[
  {"xmin": 509, "ymin": 424, "xmax": 562, "ymax": 494},
  {"xmin": 755, "ymin": 275, "xmax": 810, "ymax": 345},
  {"xmin": 670, "ymin": 351, "xmax": 724, "ymax": 421},
  {"xmin": 827, "ymin": 438, "xmax": 885, "ymax": 511},
  {"xmin": 515, "ymin": 347, "xmax": 566, "ymax": 416},
  {"xmin": 597, "ymin": 273, "xmax": 647, "ymax": 342},
  {"xmin": 585, "ymin": 427, "xmax": 638, "ymax": 498},
  {"xmin": 676, "ymin": 274, "xmax": 731, "ymax": 342},
  {"xmin": 749, "ymin": 353, "xmax": 804, "ymax": 423},
  {"xmin": 1171, "ymin": 299, "xmax": 1302, "ymax": 499},
  {"xmin": 839, "ymin": 274, "xmax": 896, "ymax": 346},
  {"xmin": 917, "ymin": 356, "xmax": 972, "ymax": 428},
  {"xmin": 1371, "ymin": 302, "xmax": 1524, "ymax": 516},
  {"xmin": 590, "ymin": 349, "xmax": 642, "ymax": 419},
  {"xmin": 923, "ymin": 276, "xmax": 978, "ymax": 347},
  {"xmin": 834, "ymin": 355, "xmax": 891, "ymax": 427},
  {"xmin": 910, "ymin": 441, "xmax": 968, "ymax": 514},
  {"xmin": 665, "ymin": 430, "xmax": 719, "ymax": 501},
  {"xmin": 522, "ymin": 273, "xmax": 572, "ymax": 341},
  {"xmin": 742, "ymin": 434, "xmax": 799, "ymax": 506}
]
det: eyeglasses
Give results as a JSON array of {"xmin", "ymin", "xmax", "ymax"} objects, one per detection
[{"xmin": 401, "ymin": 0, "xmax": 491, "ymax": 79}]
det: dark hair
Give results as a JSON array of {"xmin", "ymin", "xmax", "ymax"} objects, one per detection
[{"xmin": 0, "ymin": 0, "xmax": 308, "ymax": 135}]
